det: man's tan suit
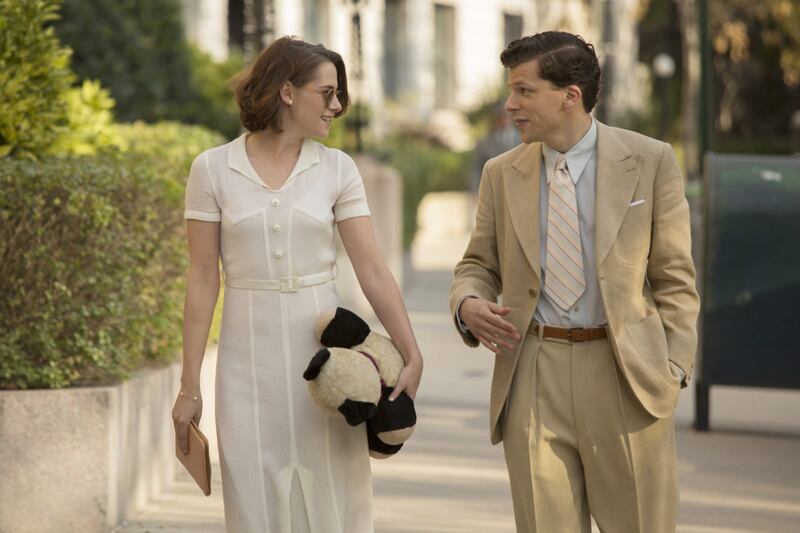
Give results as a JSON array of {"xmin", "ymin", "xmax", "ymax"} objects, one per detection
[{"xmin": 449, "ymin": 122, "xmax": 700, "ymax": 531}]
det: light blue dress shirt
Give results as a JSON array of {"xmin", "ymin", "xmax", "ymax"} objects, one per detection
[{"xmin": 536, "ymin": 118, "xmax": 607, "ymax": 327}]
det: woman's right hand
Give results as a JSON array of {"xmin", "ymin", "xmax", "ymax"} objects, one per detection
[{"xmin": 172, "ymin": 388, "xmax": 203, "ymax": 454}]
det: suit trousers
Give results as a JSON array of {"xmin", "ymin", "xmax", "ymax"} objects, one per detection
[{"xmin": 501, "ymin": 324, "xmax": 678, "ymax": 533}]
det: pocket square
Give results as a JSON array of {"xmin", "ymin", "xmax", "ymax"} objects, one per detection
[{"xmin": 629, "ymin": 199, "xmax": 646, "ymax": 207}]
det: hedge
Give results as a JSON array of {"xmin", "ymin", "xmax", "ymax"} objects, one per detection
[
  {"xmin": 0, "ymin": 124, "xmax": 224, "ymax": 389},
  {"xmin": 380, "ymin": 134, "xmax": 472, "ymax": 248}
]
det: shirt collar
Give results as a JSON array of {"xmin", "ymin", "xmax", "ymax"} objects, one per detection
[
  {"xmin": 227, "ymin": 133, "xmax": 320, "ymax": 189},
  {"xmin": 542, "ymin": 118, "xmax": 597, "ymax": 185}
]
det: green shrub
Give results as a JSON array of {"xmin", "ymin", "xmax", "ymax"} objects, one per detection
[
  {"xmin": 0, "ymin": 0, "xmax": 73, "ymax": 159},
  {"xmin": 378, "ymin": 134, "xmax": 472, "ymax": 247},
  {"xmin": 113, "ymin": 121, "xmax": 225, "ymax": 176},
  {"xmin": 180, "ymin": 46, "xmax": 245, "ymax": 139},
  {"xmin": 321, "ymin": 103, "xmax": 372, "ymax": 153},
  {"xmin": 0, "ymin": 123, "xmax": 224, "ymax": 389},
  {"xmin": 51, "ymin": 80, "xmax": 123, "ymax": 155},
  {"xmin": 55, "ymin": 0, "xmax": 197, "ymax": 124}
]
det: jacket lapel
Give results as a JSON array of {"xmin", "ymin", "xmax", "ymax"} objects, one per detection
[
  {"xmin": 505, "ymin": 142, "xmax": 542, "ymax": 281},
  {"xmin": 594, "ymin": 122, "xmax": 642, "ymax": 267}
]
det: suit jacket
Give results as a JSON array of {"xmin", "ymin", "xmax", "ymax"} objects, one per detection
[{"xmin": 449, "ymin": 121, "xmax": 700, "ymax": 445}]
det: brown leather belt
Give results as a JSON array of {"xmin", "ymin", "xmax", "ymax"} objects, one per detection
[{"xmin": 531, "ymin": 323, "xmax": 608, "ymax": 343}]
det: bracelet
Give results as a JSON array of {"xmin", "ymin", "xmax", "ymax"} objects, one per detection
[{"xmin": 179, "ymin": 391, "xmax": 199, "ymax": 402}]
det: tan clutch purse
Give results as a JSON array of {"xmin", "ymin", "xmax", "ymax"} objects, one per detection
[{"xmin": 175, "ymin": 421, "xmax": 211, "ymax": 496}]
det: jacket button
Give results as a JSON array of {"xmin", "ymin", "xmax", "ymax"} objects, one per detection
[
  {"xmin": 271, "ymin": 198, "xmax": 280, "ymax": 207},
  {"xmin": 529, "ymin": 288, "xmax": 537, "ymax": 297}
]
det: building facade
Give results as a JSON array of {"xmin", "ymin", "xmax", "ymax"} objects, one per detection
[{"xmin": 181, "ymin": 0, "xmax": 646, "ymax": 143}]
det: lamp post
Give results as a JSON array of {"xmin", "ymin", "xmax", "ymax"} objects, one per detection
[
  {"xmin": 698, "ymin": 0, "xmax": 713, "ymax": 168},
  {"xmin": 597, "ymin": 0, "xmax": 616, "ymax": 124},
  {"xmin": 348, "ymin": 0, "xmax": 367, "ymax": 152},
  {"xmin": 653, "ymin": 52, "xmax": 676, "ymax": 139}
]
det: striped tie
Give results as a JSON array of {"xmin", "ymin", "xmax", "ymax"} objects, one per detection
[{"xmin": 544, "ymin": 155, "xmax": 585, "ymax": 310}]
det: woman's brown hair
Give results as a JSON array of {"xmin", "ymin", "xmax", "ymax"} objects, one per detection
[{"xmin": 234, "ymin": 36, "xmax": 350, "ymax": 132}]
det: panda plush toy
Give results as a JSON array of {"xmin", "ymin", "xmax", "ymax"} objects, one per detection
[{"xmin": 302, "ymin": 307, "xmax": 417, "ymax": 459}]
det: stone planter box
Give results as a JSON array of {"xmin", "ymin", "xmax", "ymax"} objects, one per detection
[{"xmin": 0, "ymin": 362, "xmax": 184, "ymax": 532}]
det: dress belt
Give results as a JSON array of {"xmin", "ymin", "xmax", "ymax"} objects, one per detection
[
  {"xmin": 224, "ymin": 267, "xmax": 337, "ymax": 293},
  {"xmin": 530, "ymin": 323, "xmax": 608, "ymax": 343}
]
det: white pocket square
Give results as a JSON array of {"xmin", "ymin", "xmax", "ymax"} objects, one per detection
[{"xmin": 629, "ymin": 199, "xmax": 646, "ymax": 207}]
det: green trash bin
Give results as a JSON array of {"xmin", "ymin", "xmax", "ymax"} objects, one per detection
[{"xmin": 696, "ymin": 153, "xmax": 800, "ymax": 430}]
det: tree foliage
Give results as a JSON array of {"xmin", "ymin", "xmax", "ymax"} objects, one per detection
[
  {"xmin": 710, "ymin": 0, "xmax": 800, "ymax": 152},
  {"xmin": 54, "ymin": 0, "xmax": 244, "ymax": 138},
  {"xmin": 0, "ymin": 0, "xmax": 73, "ymax": 159},
  {"xmin": 55, "ymin": 0, "xmax": 197, "ymax": 124}
]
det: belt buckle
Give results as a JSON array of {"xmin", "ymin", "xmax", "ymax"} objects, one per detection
[
  {"xmin": 566, "ymin": 327, "xmax": 583, "ymax": 343},
  {"xmin": 279, "ymin": 277, "xmax": 299, "ymax": 293}
]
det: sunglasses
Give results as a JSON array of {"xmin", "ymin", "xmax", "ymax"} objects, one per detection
[{"xmin": 318, "ymin": 87, "xmax": 343, "ymax": 108}]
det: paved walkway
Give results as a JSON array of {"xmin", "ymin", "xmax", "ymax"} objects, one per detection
[{"xmin": 116, "ymin": 261, "xmax": 800, "ymax": 532}]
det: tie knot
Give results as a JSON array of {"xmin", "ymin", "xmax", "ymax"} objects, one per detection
[{"xmin": 555, "ymin": 155, "xmax": 567, "ymax": 172}]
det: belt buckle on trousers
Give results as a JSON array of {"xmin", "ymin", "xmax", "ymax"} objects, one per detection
[{"xmin": 565, "ymin": 327, "xmax": 584, "ymax": 343}]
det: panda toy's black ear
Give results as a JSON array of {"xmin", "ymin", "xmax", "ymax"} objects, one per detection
[
  {"xmin": 303, "ymin": 349, "xmax": 331, "ymax": 381},
  {"xmin": 319, "ymin": 307, "xmax": 371, "ymax": 348}
]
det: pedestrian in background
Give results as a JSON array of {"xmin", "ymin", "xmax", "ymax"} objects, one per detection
[
  {"xmin": 172, "ymin": 36, "xmax": 423, "ymax": 533},
  {"xmin": 471, "ymin": 100, "xmax": 520, "ymax": 196},
  {"xmin": 450, "ymin": 31, "xmax": 699, "ymax": 532}
]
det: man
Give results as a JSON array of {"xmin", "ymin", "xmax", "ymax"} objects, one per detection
[
  {"xmin": 471, "ymin": 101, "xmax": 520, "ymax": 195},
  {"xmin": 449, "ymin": 31, "xmax": 699, "ymax": 532}
]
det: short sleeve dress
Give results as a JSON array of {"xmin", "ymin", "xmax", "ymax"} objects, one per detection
[{"xmin": 184, "ymin": 133, "xmax": 374, "ymax": 533}]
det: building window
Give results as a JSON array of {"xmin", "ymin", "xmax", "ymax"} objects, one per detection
[
  {"xmin": 304, "ymin": 0, "xmax": 330, "ymax": 44},
  {"xmin": 228, "ymin": 0, "xmax": 244, "ymax": 52},
  {"xmin": 504, "ymin": 13, "xmax": 523, "ymax": 46},
  {"xmin": 434, "ymin": 3, "xmax": 456, "ymax": 109},
  {"xmin": 383, "ymin": 0, "xmax": 407, "ymax": 99}
]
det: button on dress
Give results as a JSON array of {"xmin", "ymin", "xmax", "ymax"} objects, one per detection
[{"xmin": 184, "ymin": 133, "xmax": 374, "ymax": 533}]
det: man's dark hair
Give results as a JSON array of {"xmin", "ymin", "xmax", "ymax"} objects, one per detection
[{"xmin": 500, "ymin": 31, "xmax": 602, "ymax": 113}]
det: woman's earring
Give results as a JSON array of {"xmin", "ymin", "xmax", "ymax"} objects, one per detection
[{"xmin": 287, "ymin": 99, "xmax": 293, "ymax": 105}]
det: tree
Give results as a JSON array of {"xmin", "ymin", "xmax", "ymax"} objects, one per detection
[
  {"xmin": 55, "ymin": 0, "xmax": 197, "ymax": 123},
  {"xmin": 709, "ymin": 0, "xmax": 800, "ymax": 153}
]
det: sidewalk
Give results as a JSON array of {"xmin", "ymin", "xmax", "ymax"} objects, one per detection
[
  {"xmin": 398, "ymin": 270, "xmax": 800, "ymax": 533},
  {"xmin": 115, "ymin": 267, "xmax": 800, "ymax": 533}
]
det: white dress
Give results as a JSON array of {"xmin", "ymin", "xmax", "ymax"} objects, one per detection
[{"xmin": 184, "ymin": 133, "xmax": 374, "ymax": 533}]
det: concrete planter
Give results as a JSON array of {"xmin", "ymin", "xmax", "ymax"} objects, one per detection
[{"xmin": 0, "ymin": 362, "xmax": 183, "ymax": 533}]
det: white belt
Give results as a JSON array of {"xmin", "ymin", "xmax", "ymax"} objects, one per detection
[{"xmin": 224, "ymin": 268, "xmax": 337, "ymax": 293}]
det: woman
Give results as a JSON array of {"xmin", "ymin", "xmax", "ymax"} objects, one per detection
[{"xmin": 172, "ymin": 36, "xmax": 423, "ymax": 533}]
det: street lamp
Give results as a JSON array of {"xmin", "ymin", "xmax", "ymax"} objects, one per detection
[
  {"xmin": 652, "ymin": 52, "xmax": 676, "ymax": 139},
  {"xmin": 348, "ymin": 0, "xmax": 367, "ymax": 152}
]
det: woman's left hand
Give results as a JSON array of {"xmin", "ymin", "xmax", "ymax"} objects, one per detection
[{"xmin": 389, "ymin": 357, "xmax": 423, "ymax": 401}]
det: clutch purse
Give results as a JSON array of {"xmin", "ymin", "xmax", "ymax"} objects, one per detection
[{"xmin": 175, "ymin": 420, "xmax": 211, "ymax": 496}]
